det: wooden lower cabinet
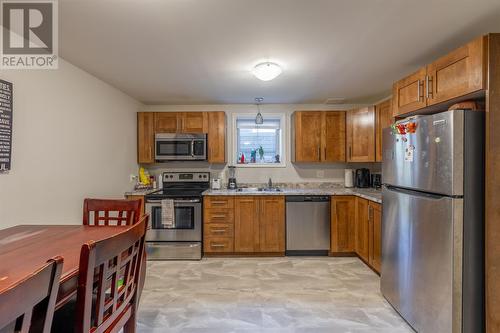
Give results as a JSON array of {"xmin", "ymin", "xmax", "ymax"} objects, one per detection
[
  {"xmin": 234, "ymin": 197, "xmax": 260, "ymax": 252},
  {"xmin": 258, "ymin": 197, "xmax": 285, "ymax": 253},
  {"xmin": 331, "ymin": 195, "xmax": 381, "ymax": 274},
  {"xmin": 369, "ymin": 202, "xmax": 382, "ymax": 272},
  {"xmin": 331, "ymin": 196, "xmax": 356, "ymax": 253},
  {"xmin": 125, "ymin": 194, "xmax": 145, "ymax": 217},
  {"xmin": 355, "ymin": 197, "xmax": 370, "ymax": 263},
  {"xmin": 204, "ymin": 196, "xmax": 285, "ymax": 255}
]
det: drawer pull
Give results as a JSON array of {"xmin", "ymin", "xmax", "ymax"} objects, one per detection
[
  {"xmin": 211, "ymin": 229, "xmax": 227, "ymax": 233},
  {"xmin": 211, "ymin": 201, "xmax": 227, "ymax": 205},
  {"xmin": 212, "ymin": 215, "xmax": 227, "ymax": 218},
  {"xmin": 211, "ymin": 244, "xmax": 226, "ymax": 248}
]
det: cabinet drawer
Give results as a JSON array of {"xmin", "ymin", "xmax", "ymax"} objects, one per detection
[
  {"xmin": 204, "ymin": 196, "xmax": 234, "ymax": 209},
  {"xmin": 204, "ymin": 209, "xmax": 234, "ymax": 223},
  {"xmin": 204, "ymin": 237, "xmax": 234, "ymax": 253},
  {"xmin": 205, "ymin": 223, "xmax": 234, "ymax": 238}
]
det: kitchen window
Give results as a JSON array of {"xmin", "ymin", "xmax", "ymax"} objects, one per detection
[{"xmin": 232, "ymin": 114, "xmax": 285, "ymax": 167}]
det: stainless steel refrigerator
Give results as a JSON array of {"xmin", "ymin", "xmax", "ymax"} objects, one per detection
[{"xmin": 381, "ymin": 110, "xmax": 484, "ymax": 333}]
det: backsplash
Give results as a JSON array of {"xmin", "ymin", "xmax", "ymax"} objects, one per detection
[{"xmin": 143, "ymin": 162, "xmax": 381, "ymax": 186}]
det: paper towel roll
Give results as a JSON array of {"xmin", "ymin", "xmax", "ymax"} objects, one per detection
[{"xmin": 345, "ymin": 169, "xmax": 354, "ymax": 188}]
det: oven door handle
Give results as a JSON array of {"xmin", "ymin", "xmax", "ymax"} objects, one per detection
[{"xmin": 146, "ymin": 199, "xmax": 201, "ymax": 204}]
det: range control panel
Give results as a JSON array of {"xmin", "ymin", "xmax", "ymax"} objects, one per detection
[{"xmin": 162, "ymin": 172, "xmax": 210, "ymax": 182}]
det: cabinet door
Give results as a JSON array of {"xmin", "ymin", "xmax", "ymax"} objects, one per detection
[
  {"xmin": 234, "ymin": 197, "xmax": 259, "ymax": 252},
  {"xmin": 322, "ymin": 112, "xmax": 346, "ymax": 162},
  {"xmin": 180, "ymin": 112, "xmax": 207, "ymax": 133},
  {"xmin": 375, "ymin": 99, "xmax": 393, "ymax": 162},
  {"xmin": 259, "ymin": 197, "xmax": 285, "ymax": 253},
  {"xmin": 346, "ymin": 107, "xmax": 375, "ymax": 162},
  {"xmin": 427, "ymin": 36, "xmax": 486, "ymax": 106},
  {"xmin": 293, "ymin": 111, "xmax": 322, "ymax": 162},
  {"xmin": 392, "ymin": 68, "xmax": 427, "ymax": 117},
  {"xmin": 355, "ymin": 197, "xmax": 370, "ymax": 262},
  {"xmin": 207, "ymin": 111, "xmax": 226, "ymax": 163},
  {"xmin": 331, "ymin": 196, "xmax": 356, "ymax": 253},
  {"xmin": 137, "ymin": 112, "xmax": 155, "ymax": 163},
  {"xmin": 369, "ymin": 202, "xmax": 382, "ymax": 273},
  {"xmin": 155, "ymin": 112, "xmax": 179, "ymax": 133}
]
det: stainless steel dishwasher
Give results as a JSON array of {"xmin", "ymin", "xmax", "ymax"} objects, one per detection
[{"xmin": 285, "ymin": 196, "xmax": 330, "ymax": 255}]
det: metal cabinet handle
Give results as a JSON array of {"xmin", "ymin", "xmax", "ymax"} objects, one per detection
[
  {"xmin": 211, "ymin": 244, "xmax": 226, "ymax": 248},
  {"xmin": 427, "ymin": 75, "xmax": 433, "ymax": 99},
  {"xmin": 324, "ymin": 147, "xmax": 327, "ymax": 161},
  {"xmin": 417, "ymin": 79, "xmax": 421, "ymax": 101},
  {"xmin": 211, "ymin": 201, "xmax": 227, "ymax": 205},
  {"xmin": 211, "ymin": 215, "xmax": 227, "ymax": 218},
  {"xmin": 211, "ymin": 229, "xmax": 228, "ymax": 233}
]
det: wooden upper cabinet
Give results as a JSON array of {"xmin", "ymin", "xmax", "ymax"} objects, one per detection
[
  {"xmin": 180, "ymin": 112, "xmax": 207, "ymax": 133},
  {"xmin": 137, "ymin": 112, "xmax": 155, "ymax": 164},
  {"xmin": 346, "ymin": 107, "xmax": 375, "ymax": 162},
  {"xmin": 427, "ymin": 35, "xmax": 487, "ymax": 106},
  {"xmin": 392, "ymin": 68, "xmax": 427, "ymax": 117},
  {"xmin": 154, "ymin": 112, "xmax": 179, "ymax": 133},
  {"xmin": 259, "ymin": 197, "xmax": 285, "ymax": 253},
  {"xmin": 331, "ymin": 196, "xmax": 356, "ymax": 253},
  {"xmin": 207, "ymin": 111, "xmax": 226, "ymax": 163},
  {"xmin": 393, "ymin": 36, "xmax": 487, "ymax": 117},
  {"xmin": 323, "ymin": 112, "xmax": 346, "ymax": 162},
  {"xmin": 369, "ymin": 202, "xmax": 382, "ymax": 273},
  {"xmin": 375, "ymin": 99, "xmax": 393, "ymax": 162},
  {"xmin": 355, "ymin": 197, "xmax": 370, "ymax": 263},
  {"xmin": 234, "ymin": 197, "xmax": 259, "ymax": 253},
  {"xmin": 293, "ymin": 111, "xmax": 322, "ymax": 162}
]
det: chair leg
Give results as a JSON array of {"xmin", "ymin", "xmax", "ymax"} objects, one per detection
[{"xmin": 123, "ymin": 310, "xmax": 136, "ymax": 333}]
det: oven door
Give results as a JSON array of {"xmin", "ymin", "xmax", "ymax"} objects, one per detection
[{"xmin": 145, "ymin": 199, "xmax": 202, "ymax": 241}]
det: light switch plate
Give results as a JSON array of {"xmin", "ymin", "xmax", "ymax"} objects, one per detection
[{"xmin": 316, "ymin": 170, "xmax": 325, "ymax": 178}]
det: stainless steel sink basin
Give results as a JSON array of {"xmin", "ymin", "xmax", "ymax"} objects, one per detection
[
  {"xmin": 236, "ymin": 187, "xmax": 282, "ymax": 192},
  {"xmin": 258, "ymin": 187, "xmax": 282, "ymax": 192},
  {"xmin": 236, "ymin": 187, "xmax": 260, "ymax": 192}
]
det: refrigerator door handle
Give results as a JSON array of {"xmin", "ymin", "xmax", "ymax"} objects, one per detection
[{"xmin": 385, "ymin": 185, "xmax": 449, "ymax": 200}]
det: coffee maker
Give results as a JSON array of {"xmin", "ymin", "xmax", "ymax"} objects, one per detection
[
  {"xmin": 355, "ymin": 168, "xmax": 371, "ymax": 188},
  {"xmin": 227, "ymin": 166, "xmax": 237, "ymax": 189}
]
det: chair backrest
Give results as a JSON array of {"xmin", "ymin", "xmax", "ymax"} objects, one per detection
[
  {"xmin": 74, "ymin": 214, "xmax": 148, "ymax": 333},
  {"xmin": 0, "ymin": 257, "xmax": 63, "ymax": 333},
  {"xmin": 83, "ymin": 198, "xmax": 142, "ymax": 226}
]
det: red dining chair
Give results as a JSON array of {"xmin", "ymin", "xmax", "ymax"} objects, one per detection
[
  {"xmin": 82, "ymin": 198, "xmax": 142, "ymax": 226},
  {"xmin": 0, "ymin": 256, "xmax": 63, "ymax": 333},
  {"xmin": 52, "ymin": 214, "xmax": 148, "ymax": 333}
]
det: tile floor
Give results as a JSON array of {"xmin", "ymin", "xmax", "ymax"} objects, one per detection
[{"xmin": 137, "ymin": 257, "xmax": 413, "ymax": 333}]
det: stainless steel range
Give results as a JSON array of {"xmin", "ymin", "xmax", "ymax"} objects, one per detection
[{"xmin": 145, "ymin": 172, "xmax": 209, "ymax": 260}]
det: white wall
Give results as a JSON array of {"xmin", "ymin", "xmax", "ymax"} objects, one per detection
[
  {"xmin": 0, "ymin": 59, "xmax": 141, "ymax": 228},
  {"xmin": 142, "ymin": 104, "xmax": 381, "ymax": 184}
]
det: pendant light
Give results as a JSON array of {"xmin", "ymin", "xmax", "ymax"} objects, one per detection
[{"xmin": 255, "ymin": 97, "xmax": 264, "ymax": 125}]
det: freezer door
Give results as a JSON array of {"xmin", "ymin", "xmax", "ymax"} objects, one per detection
[
  {"xmin": 382, "ymin": 110, "xmax": 464, "ymax": 196},
  {"xmin": 381, "ymin": 186, "xmax": 463, "ymax": 333}
]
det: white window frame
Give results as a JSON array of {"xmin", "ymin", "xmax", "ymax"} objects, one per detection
[{"xmin": 231, "ymin": 113, "xmax": 286, "ymax": 168}]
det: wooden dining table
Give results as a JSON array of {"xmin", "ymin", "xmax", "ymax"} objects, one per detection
[{"xmin": 0, "ymin": 224, "xmax": 132, "ymax": 309}]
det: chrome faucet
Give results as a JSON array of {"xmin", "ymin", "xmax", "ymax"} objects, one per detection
[{"xmin": 268, "ymin": 178, "xmax": 273, "ymax": 188}]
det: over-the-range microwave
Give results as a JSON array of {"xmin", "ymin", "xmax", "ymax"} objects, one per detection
[{"xmin": 155, "ymin": 133, "xmax": 207, "ymax": 161}]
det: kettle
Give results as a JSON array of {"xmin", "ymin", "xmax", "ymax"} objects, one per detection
[{"xmin": 355, "ymin": 168, "xmax": 371, "ymax": 188}]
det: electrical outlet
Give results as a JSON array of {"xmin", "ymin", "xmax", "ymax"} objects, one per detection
[
  {"xmin": 316, "ymin": 170, "xmax": 325, "ymax": 178},
  {"xmin": 130, "ymin": 174, "xmax": 138, "ymax": 183}
]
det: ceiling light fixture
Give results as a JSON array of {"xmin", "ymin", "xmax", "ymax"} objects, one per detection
[
  {"xmin": 255, "ymin": 97, "xmax": 264, "ymax": 125},
  {"xmin": 252, "ymin": 62, "xmax": 282, "ymax": 81}
]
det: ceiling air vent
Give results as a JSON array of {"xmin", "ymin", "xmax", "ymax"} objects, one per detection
[{"xmin": 324, "ymin": 98, "xmax": 346, "ymax": 105}]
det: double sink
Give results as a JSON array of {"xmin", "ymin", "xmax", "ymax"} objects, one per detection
[{"xmin": 236, "ymin": 187, "xmax": 282, "ymax": 193}]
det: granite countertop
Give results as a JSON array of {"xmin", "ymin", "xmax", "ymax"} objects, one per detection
[{"xmin": 203, "ymin": 187, "xmax": 382, "ymax": 204}]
